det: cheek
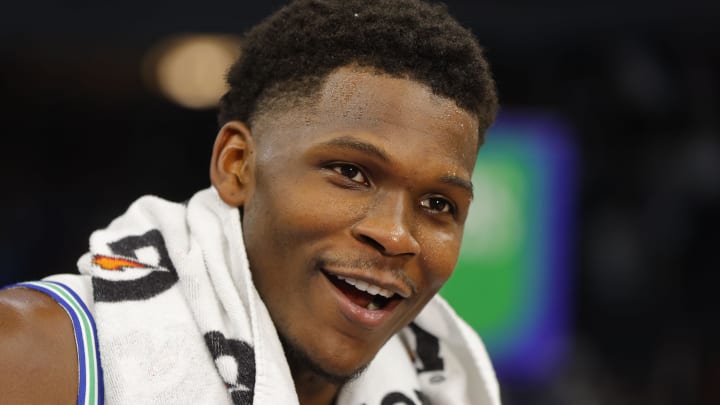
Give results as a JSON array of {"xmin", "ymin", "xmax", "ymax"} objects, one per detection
[
  {"xmin": 244, "ymin": 177, "xmax": 366, "ymax": 249},
  {"xmin": 418, "ymin": 228, "xmax": 463, "ymax": 291}
]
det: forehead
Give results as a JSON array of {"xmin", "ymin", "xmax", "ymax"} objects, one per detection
[{"xmin": 253, "ymin": 67, "xmax": 479, "ymax": 169}]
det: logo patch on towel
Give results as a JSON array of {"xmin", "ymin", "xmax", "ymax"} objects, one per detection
[
  {"xmin": 91, "ymin": 229, "xmax": 179, "ymax": 302},
  {"xmin": 92, "ymin": 255, "xmax": 151, "ymax": 271}
]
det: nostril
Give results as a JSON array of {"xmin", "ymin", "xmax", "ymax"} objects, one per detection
[{"xmin": 358, "ymin": 234, "xmax": 385, "ymax": 253}]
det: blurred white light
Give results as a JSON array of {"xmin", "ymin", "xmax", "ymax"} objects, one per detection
[{"xmin": 145, "ymin": 35, "xmax": 241, "ymax": 109}]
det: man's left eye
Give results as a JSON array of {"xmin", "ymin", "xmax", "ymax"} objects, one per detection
[{"xmin": 420, "ymin": 197, "xmax": 454, "ymax": 214}]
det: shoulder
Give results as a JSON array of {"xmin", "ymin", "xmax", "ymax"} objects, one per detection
[{"xmin": 0, "ymin": 287, "xmax": 78, "ymax": 404}]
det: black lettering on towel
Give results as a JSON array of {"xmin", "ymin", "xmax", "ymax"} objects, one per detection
[
  {"xmin": 380, "ymin": 390, "xmax": 431, "ymax": 405},
  {"xmin": 409, "ymin": 322, "xmax": 444, "ymax": 373},
  {"xmin": 204, "ymin": 331, "xmax": 256, "ymax": 405}
]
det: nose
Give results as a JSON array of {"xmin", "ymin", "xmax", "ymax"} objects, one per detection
[{"xmin": 351, "ymin": 192, "xmax": 421, "ymax": 257}]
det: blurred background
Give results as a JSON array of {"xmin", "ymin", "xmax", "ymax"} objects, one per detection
[{"xmin": 1, "ymin": 1, "xmax": 718, "ymax": 404}]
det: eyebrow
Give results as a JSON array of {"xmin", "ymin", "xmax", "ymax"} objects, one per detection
[
  {"xmin": 440, "ymin": 175, "xmax": 474, "ymax": 198},
  {"xmin": 320, "ymin": 136, "xmax": 390, "ymax": 163}
]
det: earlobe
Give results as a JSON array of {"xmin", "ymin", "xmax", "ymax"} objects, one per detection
[{"xmin": 210, "ymin": 121, "xmax": 256, "ymax": 207}]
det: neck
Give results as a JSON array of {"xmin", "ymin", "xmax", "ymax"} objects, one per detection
[
  {"xmin": 292, "ymin": 367, "xmax": 340, "ymax": 405},
  {"xmin": 278, "ymin": 334, "xmax": 350, "ymax": 404}
]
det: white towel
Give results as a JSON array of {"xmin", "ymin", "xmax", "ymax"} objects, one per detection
[{"xmin": 70, "ymin": 187, "xmax": 500, "ymax": 404}]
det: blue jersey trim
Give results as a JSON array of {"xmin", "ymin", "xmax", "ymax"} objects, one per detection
[{"xmin": 4, "ymin": 281, "xmax": 104, "ymax": 405}]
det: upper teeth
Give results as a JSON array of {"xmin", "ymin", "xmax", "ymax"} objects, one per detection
[{"xmin": 336, "ymin": 275, "xmax": 394, "ymax": 298}]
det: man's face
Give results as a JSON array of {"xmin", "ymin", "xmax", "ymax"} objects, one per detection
[{"xmin": 240, "ymin": 66, "xmax": 479, "ymax": 380}]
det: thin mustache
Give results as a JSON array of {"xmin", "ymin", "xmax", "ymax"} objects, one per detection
[{"xmin": 316, "ymin": 256, "xmax": 417, "ymax": 295}]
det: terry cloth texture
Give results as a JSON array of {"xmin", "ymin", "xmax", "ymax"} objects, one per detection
[{"xmin": 68, "ymin": 187, "xmax": 501, "ymax": 404}]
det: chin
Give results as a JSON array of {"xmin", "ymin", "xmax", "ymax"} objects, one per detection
[{"xmin": 279, "ymin": 332, "xmax": 372, "ymax": 386}]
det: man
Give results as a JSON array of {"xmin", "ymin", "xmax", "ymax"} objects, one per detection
[{"xmin": 0, "ymin": 0, "xmax": 500, "ymax": 404}]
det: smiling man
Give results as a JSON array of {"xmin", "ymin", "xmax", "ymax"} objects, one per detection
[{"xmin": 0, "ymin": 1, "xmax": 499, "ymax": 404}]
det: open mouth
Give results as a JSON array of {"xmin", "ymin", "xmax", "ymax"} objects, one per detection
[{"xmin": 324, "ymin": 271, "xmax": 403, "ymax": 311}]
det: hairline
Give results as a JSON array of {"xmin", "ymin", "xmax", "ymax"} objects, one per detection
[{"xmin": 246, "ymin": 64, "xmax": 484, "ymax": 151}]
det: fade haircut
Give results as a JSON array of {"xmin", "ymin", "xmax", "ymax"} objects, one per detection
[{"xmin": 218, "ymin": 0, "xmax": 498, "ymax": 142}]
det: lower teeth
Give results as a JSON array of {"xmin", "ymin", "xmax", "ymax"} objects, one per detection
[{"xmin": 366, "ymin": 302, "xmax": 380, "ymax": 311}]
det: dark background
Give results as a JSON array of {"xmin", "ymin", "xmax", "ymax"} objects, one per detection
[{"xmin": 1, "ymin": 1, "xmax": 719, "ymax": 404}]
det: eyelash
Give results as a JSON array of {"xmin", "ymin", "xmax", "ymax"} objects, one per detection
[{"xmin": 326, "ymin": 163, "xmax": 456, "ymax": 216}]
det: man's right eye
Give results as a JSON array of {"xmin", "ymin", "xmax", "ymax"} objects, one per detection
[{"xmin": 328, "ymin": 163, "xmax": 369, "ymax": 186}]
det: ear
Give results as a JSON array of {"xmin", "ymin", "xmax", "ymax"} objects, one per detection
[{"xmin": 210, "ymin": 121, "xmax": 256, "ymax": 207}]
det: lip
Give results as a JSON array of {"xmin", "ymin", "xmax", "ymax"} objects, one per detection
[
  {"xmin": 321, "ymin": 270, "xmax": 403, "ymax": 330},
  {"xmin": 321, "ymin": 267, "xmax": 412, "ymax": 299}
]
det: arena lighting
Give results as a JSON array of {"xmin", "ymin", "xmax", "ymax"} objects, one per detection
[{"xmin": 144, "ymin": 34, "xmax": 241, "ymax": 109}]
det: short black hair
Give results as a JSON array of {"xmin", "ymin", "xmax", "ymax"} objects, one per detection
[{"xmin": 218, "ymin": 0, "xmax": 498, "ymax": 140}]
